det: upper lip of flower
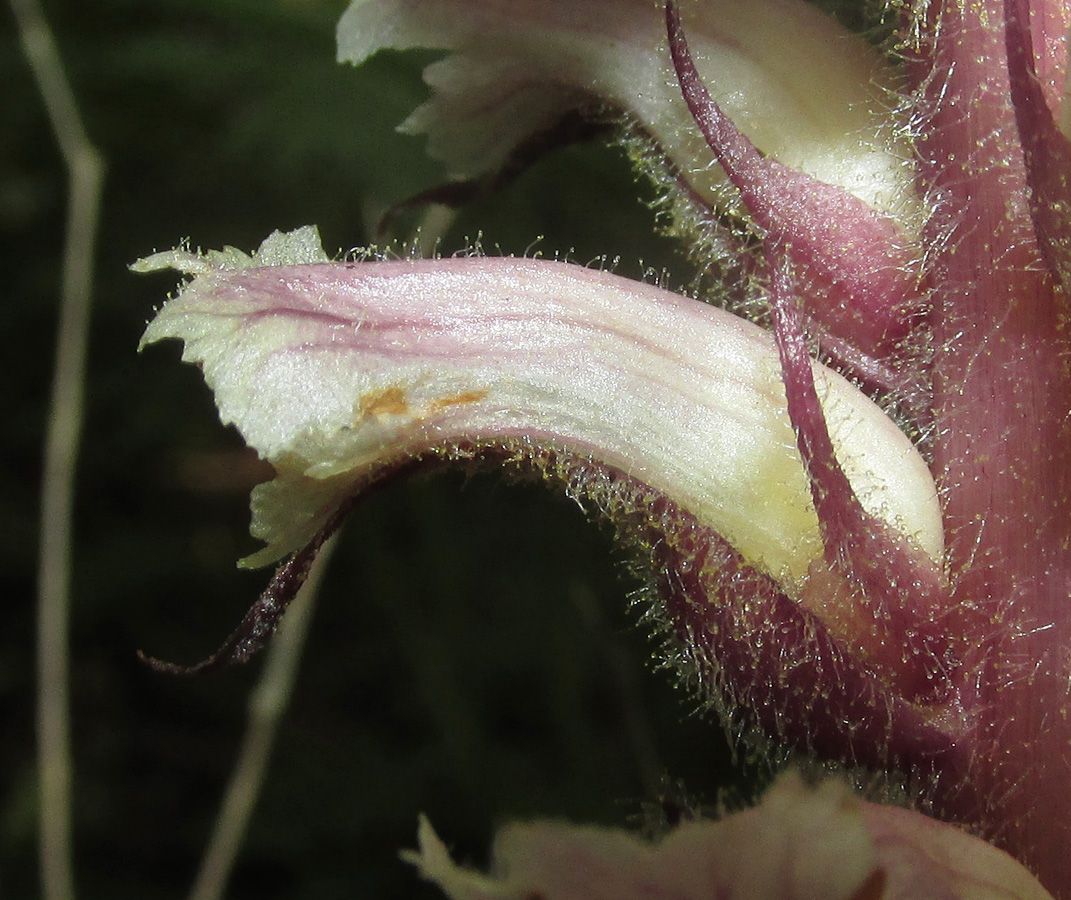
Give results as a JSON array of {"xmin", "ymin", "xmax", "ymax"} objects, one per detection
[
  {"xmin": 135, "ymin": 227, "xmax": 943, "ymax": 584},
  {"xmin": 336, "ymin": 0, "xmax": 922, "ymax": 229}
]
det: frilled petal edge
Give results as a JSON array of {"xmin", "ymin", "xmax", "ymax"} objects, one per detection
[
  {"xmin": 405, "ymin": 772, "xmax": 1054, "ymax": 900},
  {"xmin": 136, "ymin": 227, "xmax": 941, "ymax": 592},
  {"xmin": 337, "ymin": 0, "xmax": 920, "ymax": 228}
]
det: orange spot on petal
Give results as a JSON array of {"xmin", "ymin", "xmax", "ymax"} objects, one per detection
[
  {"xmin": 429, "ymin": 389, "xmax": 489, "ymax": 412},
  {"xmin": 359, "ymin": 386, "xmax": 409, "ymax": 417}
]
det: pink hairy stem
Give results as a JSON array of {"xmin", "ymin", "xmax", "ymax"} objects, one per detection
[
  {"xmin": 903, "ymin": 0, "xmax": 1071, "ymax": 887},
  {"xmin": 137, "ymin": 1, "xmax": 1071, "ymax": 891}
]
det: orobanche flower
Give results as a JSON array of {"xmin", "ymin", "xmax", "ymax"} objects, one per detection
[
  {"xmin": 335, "ymin": 0, "xmax": 920, "ymax": 223},
  {"xmin": 138, "ymin": 0, "xmax": 1071, "ymax": 897},
  {"xmin": 406, "ymin": 773, "xmax": 1054, "ymax": 900}
]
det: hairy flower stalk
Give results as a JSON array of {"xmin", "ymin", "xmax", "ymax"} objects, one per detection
[
  {"xmin": 898, "ymin": 0, "xmax": 1071, "ymax": 885},
  {"xmin": 137, "ymin": 0, "xmax": 1071, "ymax": 896}
]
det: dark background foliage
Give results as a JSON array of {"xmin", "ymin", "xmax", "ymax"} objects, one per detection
[{"xmin": 3, "ymin": 0, "xmax": 874, "ymax": 897}]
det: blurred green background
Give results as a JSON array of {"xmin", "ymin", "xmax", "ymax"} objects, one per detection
[{"xmin": 3, "ymin": 0, "xmax": 875, "ymax": 897}]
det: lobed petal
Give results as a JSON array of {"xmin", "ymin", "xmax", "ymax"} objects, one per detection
[
  {"xmin": 337, "ymin": 0, "xmax": 920, "ymax": 229},
  {"xmin": 137, "ymin": 227, "xmax": 941, "ymax": 593},
  {"xmin": 405, "ymin": 772, "xmax": 1054, "ymax": 900}
]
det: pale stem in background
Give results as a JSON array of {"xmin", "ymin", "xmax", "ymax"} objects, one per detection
[
  {"xmin": 11, "ymin": 1, "xmax": 105, "ymax": 899},
  {"xmin": 413, "ymin": 204, "xmax": 457, "ymax": 258},
  {"xmin": 188, "ymin": 202, "xmax": 457, "ymax": 900},
  {"xmin": 188, "ymin": 536, "xmax": 338, "ymax": 900}
]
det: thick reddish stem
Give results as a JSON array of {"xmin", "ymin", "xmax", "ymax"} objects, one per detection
[{"xmin": 907, "ymin": 0, "xmax": 1071, "ymax": 890}]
